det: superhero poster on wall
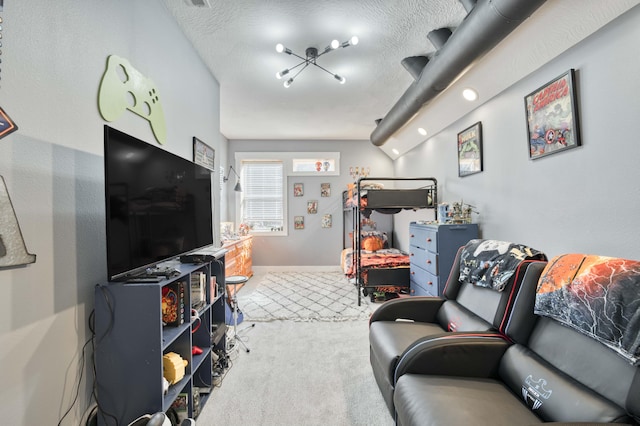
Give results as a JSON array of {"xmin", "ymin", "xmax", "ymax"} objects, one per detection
[
  {"xmin": 525, "ymin": 69, "xmax": 581, "ymax": 160},
  {"xmin": 457, "ymin": 121, "xmax": 483, "ymax": 177}
]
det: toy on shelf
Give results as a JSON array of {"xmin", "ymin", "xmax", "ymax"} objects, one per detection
[
  {"xmin": 439, "ymin": 201, "xmax": 478, "ymax": 224},
  {"xmin": 163, "ymin": 352, "xmax": 188, "ymax": 385}
]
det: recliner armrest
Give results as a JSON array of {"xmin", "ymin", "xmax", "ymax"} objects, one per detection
[
  {"xmin": 369, "ymin": 297, "xmax": 445, "ymax": 324},
  {"xmin": 394, "ymin": 334, "xmax": 510, "ymax": 383}
]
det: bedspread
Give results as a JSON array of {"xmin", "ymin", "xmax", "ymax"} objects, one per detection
[{"xmin": 341, "ymin": 248, "xmax": 410, "ymax": 278}]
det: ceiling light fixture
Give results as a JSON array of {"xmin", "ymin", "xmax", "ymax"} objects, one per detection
[
  {"xmin": 462, "ymin": 88, "xmax": 478, "ymax": 101},
  {"xmin": 275, "ymin": 36, "xmax": 359, "ymax": 88},
  {"xmin": 418, "ymin": 127, "xmax": 427, "ymax": 136}
]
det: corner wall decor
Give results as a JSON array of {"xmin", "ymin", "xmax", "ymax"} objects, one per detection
[
  {"xmin": 193, "ymin": 137, "xmax": 214, "ymax": 171},
  {"xmin": 98, "ymin": 55, "xmax": 167, "ymax": 145},
  {"xmin": 525, "ymin": 69, "xmax": 581, "ymax": 160},
  {"xmin": 0, "ymin": 106, "xmax": 18, "ymax": 140},
  {"xmin": 457, "ymin": 121, "xmax": 483, "ymax": 177},
  {"xmin": 0, "ymin": 176, "xmax": 37, "ymax": 268}
]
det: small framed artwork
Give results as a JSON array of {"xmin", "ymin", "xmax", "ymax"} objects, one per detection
[
  {"xmin": 525, "ymin": 69, "xmax": 581, "ymax": 160},
  {"xmin": 322, "ymin": 214, "xmax": 332, "ymax": 228},
  {"xmin": 457, "ymin": 121, "xmax": 483, "ymax": 177},
  {"xmin": 307, "ymin": 200, "xmax": 318, "ymax": 214},
  {"xmin": 321, "ymin": 183, "xmax": 331, "ymax": 197},
  {"xmin": 294, "ymin": 216, "xmax": 304, "ymax": 230},
  {"xmin": 193, "ymin": 137, "xmax": 214, "ymax": 171},
  {"xmin": 293, "ymin": 183, "xmax": 304, "ymax": 197},
  {"xmin": 0, "ymin": 107, "xmax": 19, "ymax": 140}
]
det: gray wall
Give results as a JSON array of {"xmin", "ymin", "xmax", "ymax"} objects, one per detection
[
  {"xmin": 228, "ymin": 139, "xmax": 394, "ymax": 266},
  {"xmin": 394, "ymin": 5, "xmax": 640, "ymax": 260},
  {"xmin": 0, "ymin": 1, "xmax": 222, "ymax": 424}
]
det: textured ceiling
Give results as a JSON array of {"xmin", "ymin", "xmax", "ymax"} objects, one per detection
[{"xmin": 163, "ymin": 0, "xmax": 639, "ymax": 157}]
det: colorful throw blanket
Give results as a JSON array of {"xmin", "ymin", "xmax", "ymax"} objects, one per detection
[
  {"xmin": 535, "ymin": 254, "xmax": 640, "ymax": 365},
  {"xmin": 459, "ymin": 239, "xmax": 547, "ymax": 291}
]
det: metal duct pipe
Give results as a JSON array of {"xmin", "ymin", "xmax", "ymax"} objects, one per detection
[
  {"xmin": 371, "ymin": 0, "xmax": 547, "ymax": 147},
  {"xmin": 401, "ymin": 56, "xmax": 430, "ymax": 80}
]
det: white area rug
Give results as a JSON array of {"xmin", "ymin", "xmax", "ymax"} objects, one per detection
[{"xmin": 237, "ymin": 271, "xmax": 374, "ymax": 322}]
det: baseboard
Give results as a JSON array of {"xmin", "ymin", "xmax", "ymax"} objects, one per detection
[{"xmin": 252, "ymin": 265, "xmax": 342, "ymax": 273}]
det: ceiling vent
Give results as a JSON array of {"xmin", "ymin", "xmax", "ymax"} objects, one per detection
[{"xmin": 185, "ymin": 0, "xmax": 211, "ymax": 7}]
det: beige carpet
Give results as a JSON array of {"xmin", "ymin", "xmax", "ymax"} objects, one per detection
[{"xmin": 196, "ymin": 272, "xmax": 393, "ymax": 426}]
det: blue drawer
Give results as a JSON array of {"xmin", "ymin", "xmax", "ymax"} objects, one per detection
[
  {"xmin": 410, "ymin": 265, "xmax": 438, "ymax": 295},
  {"xmin": 410, "ymin": 278, "xmax": 435, "ymax": 296},
  {"xmin": 410, "ymin": 246, "xmax": 437, "ymax": 275},
  {"xmin": 409, "ymin": 225, "xmax": 438, "ymax": 253}
]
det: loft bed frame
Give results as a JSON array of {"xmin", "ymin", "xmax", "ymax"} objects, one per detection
[{"xmin": 343, "ymin": 177, "xmax": 438, "ymax": 305}]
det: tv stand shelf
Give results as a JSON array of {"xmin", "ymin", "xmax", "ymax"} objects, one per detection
[{"xmin": 94, "ymin": 253, "xmax": 227, "ymax": 425}]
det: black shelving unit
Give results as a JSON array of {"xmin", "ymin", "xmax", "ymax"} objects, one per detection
[{"xmin": 94, "ymin": 252, "xmax": 227, "ymax": 425}]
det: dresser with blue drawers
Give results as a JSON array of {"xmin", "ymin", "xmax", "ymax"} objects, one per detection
[{"xmin": 409, "ymin": 222, "xmax": 479, "ymax": 296}]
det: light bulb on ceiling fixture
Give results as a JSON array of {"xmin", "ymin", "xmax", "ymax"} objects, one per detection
[
  {"xmin": 418, "ymin": 127, "xmax": 427, "ymax": 136},
  {"xmin": 334, "ymin": 74, "xmax": 346, "ymax": 84},
  {"xmin": 275, "ymin": 43, "xmax": 292, "ymax": 55},
  {"xmin": 331, "ymin": 39, "xmax": 340, "ymax": 49},
  {"xmin": 392, "ymin": 148, "xmax": 400, "ymax": 155},
  {"xmin": 462, "ymin": 88, "xmax": 478, "ymax": 101},
  {"xmin": 284, "ymin": 78, "xmax": 294, "ymax": 88},
  {"xmin": 276, "ymin": 69, "xmax": 290, "ymax": 79},
  {"xmin": 350, "ymin": 36, "xmax": 359, "ymax": 46}
]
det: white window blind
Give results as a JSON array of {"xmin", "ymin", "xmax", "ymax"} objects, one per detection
[{"xmin": 240, "ymin": 160, "xmax": 284, "ymax": 232}]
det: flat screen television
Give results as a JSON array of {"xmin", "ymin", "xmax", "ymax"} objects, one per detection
[{"xmin": 104, "ymin": 125, "xmax": 213, "ymax": 281}]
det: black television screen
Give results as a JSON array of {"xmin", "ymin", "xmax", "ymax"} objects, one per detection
[{"xmin": 104, "ymin": 125, "xmax": 213, "ymax": 281}]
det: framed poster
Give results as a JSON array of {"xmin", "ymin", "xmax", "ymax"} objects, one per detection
[
  {"xmin": 457, "ymin": 122, "xmax": 483, "ymax": 177},
  {"xmin": 294, "ymin": 216, "xmax": 304, "ymax": 230},
  {"xmin": 525, "ymin": 69, "xmax": 581, "ymax": 160},
  {"xmin": 193, "ymin": 137, "xmax": 214, "ymax": 171},
  {"xmin": 307, "ymin": 200, "xmax": 318, "ymax": 214},
  {"xmin": 322, "ymin": 214, "xmax": 332, "ymax": 228},
  {"xmin": 0, "ymin": 107, "xmax": 19, "ymax": 140},
  {"xmin": 321, "ymin": 183, "xmax": 331, "ymax": 197},
  {"xmin": 293, "ymin": 183, "xmax": 304, "ymax": 197}
]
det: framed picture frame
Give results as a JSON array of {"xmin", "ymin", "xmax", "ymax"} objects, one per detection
[
  {"xmin": 322, "ymin": 214, "xmax": 332, "ymax": 228},
  {"xmin": 321, "ymin": 183, "xmax": 331, "ymax": 197},
  {"xmin": 294, "ymin": 216, "xmax": 304, "ymax": 230},
  {"xmin": 307, "ymin": 200, "xmax": 318, "ymax": 215},
  {"xmin": 293, "ymin": 183, "xmax": 304, "ymax": 197},
  {"xmin": 457, "ymin": 121, "xmax": 483, "ymax": 177},
  {"xmin": 0, "ymin": 107, "xmax": 19, "ymax": 140},
  {"xmin": 525, "ymin": 69, "xmax": 581, "ymax": 160},
  {"xmin": 192, "ymin": 137, "xmax": 214, "ymax": 171}
]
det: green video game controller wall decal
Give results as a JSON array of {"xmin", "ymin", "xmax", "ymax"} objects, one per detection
[{"xmin": 98, "ymin": 55, "xmax": 167, "ymax": 145}]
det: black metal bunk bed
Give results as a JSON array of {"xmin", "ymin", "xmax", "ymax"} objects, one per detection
[{"xmin": 343, "ymin": 177, "xmax": 438, "ymax": 305}]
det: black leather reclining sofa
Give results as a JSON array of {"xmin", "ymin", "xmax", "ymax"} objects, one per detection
[{"xmin": 372, "ymin": 248, "xmax": 640, "ymax": 425}]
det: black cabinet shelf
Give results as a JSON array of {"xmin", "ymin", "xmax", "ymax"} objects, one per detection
[{"xmin": 95, "ymin": 254, "xmax": 227, "ymax": 425}]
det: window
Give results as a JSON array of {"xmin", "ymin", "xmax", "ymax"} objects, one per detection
[{"xmin": 239, "ymin": 160, "xmax": 284, "ymax": 234}]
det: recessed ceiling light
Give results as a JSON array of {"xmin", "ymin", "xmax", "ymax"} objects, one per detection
[
  {"xmin": 418, "ymin": 127, "xmax": 427, "ymax": 136},
  {"xmin": 392, "ymin": 148, "xmax": 400, "ymax": 155},
  {"xmin": 462, "ymin": 88, "xmax": 478, "ymax": 101}
]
